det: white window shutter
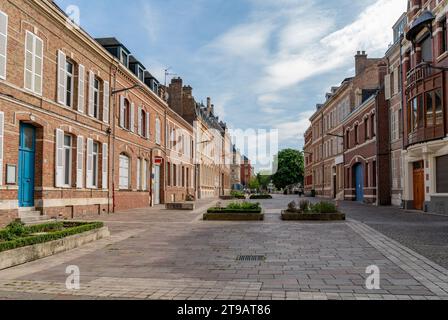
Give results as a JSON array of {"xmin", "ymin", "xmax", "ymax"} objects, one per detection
[
  {"xmin": 55, "ymin": 129, "xmax": 64, "ymax": 187},
  {"xmin": 102, "ymin": 143, "xmax": 108, "ymax": 189},
  {"xmin": 146, "ymin": 112, "xmax": 150, "ymax": 139},
  {"xmin": 137, "ymin": 159, "xmax": 141, "ymax": 190},
  {"xmin": 24, "ymin": 32, "xmax": 33, "ymax": 91},
  {"xmin": 137, "ymin": 106, "xmax": 142, "ymax": 136},
  {"xmin": 34, "ymin": 36, "xmax": 43, "ymax": 95},
  {"xmin": 76, "ymin": 136, "xmax": 84, "ymax": 188},
  {"xmin": 384, "ymin": 74, "xmax": 391, "ymax": 100},
  {"xmin": 57, "ymin": 50, "xmax": 66, "ymax": 105},
  {"xmin": 0, "ymin": 11, "xmax": 8, "ymax": 80},
  {"xmin": 142, "ymin": 159, "xmax": 147, "ymax": 191},
  {"xmin": 88, "ymin": 71, "xmax": 95, "ymax": 117},
  {"xmin": 0, "ymin": 112, "xmax": 4, "ymax": 185},
  {"xmin": 119, "ymin": 96, "xmax": 125, "ymax": 128},
  {"xmin": 78, "ymin": 64, "xmax": 85, "ymax": 113},
  {"xmin": 130, "ymin": 102, "xmax": 135, "ymax": 132},
  {"xmin": 86, "ymin": 138, "xmax": 93, "ymax": 188},
  {"xmin": 103, "ymin": 81, "xmax": 110, "ymax": 123}
]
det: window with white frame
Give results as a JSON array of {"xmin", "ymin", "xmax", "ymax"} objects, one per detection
[
  {"xmin": 65, "ymin": 60, "xmax": 74, "ymax": 107},
  {"xmin": 24, "ymin": 31, "xmax": 43, "ymax": 95},
  {"xmin": 0, "ymin": 11, "xmax": 8, "ymax": 80},
  {"xmin": 119, "ymin": 154, "xmax": 130, "ymax": 189},
  {"xmin": 137, "ymin": 158, "xmax": 141, "ymax": 190},
  {"xmin": 63, "ymin": 135, "xmax": 72, "ymax": 186},
  {"xmin": 93, "ymin": 77, "xmax": 100, "ymax": 119}
]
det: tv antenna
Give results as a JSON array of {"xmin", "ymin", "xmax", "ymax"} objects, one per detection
[{"xmin": 164, "ymin": 67, "xmax": 177, "ymax": 86}]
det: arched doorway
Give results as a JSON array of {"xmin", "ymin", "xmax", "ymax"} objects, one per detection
[{"xmin": 353, "ymin": 163, "xmax": 364, "ymax": 202}]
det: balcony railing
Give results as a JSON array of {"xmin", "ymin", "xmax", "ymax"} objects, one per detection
[{"xmin": 406, "ymin": 63, "xmax": 435, "ymax": 91}]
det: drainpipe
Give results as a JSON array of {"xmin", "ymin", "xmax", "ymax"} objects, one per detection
[{"xmin": 110, "ymin": 64, "xmax": 118, "ymax": 213}]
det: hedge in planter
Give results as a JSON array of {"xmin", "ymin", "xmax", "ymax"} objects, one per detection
[
  {"xmin": 0, "ymin": 221, "xmax": 104, "ymax": 253},
  {"xmin": 281, "ymin": 201, "xmax": 345, "ymax": 221},
  {"xmin": 204, "ymin": 202, "xmax": 263, "ymax": 221}
]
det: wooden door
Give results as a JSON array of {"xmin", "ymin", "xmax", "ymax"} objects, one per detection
[{"xmin": 413, "ymin": 162, "xmax": 425, "ymax": 211}]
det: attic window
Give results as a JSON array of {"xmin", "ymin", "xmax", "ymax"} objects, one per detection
[
  {"xmin": 138, "ymin": 66, "xmax": 144, "ymax": 82},
  {"xmin": 120, "ymin": 50, "xmax": 129, "ymax": 67}
]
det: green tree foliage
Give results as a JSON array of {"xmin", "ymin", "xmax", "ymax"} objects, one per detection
[
  {"xmin": 256, "ymin": 173, "xmax": 272, "ymax": 190},
  {"xmin": 248, "ymin": 177, "xmax": 260, "ymax": 190},
  {"xmin": 272, "ymin": 149, "xmax": 304, "ymax": 189}
]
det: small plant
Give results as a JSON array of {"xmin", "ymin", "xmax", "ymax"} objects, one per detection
[
  {"xmin": 215, "ymin": 201, "xmax": 223, "ymax": 209},
  {"xmin": 299, "ymin": 200, "xmax": 311, "ymax": 212},
  {"xmin": 186, "ymin": 194, "xmax": 195, "ymax": 202},
  {"xmin": 230, "ymin": 190, "xmax": 246, "ymax": 199},
  {"xmin": 287, "ymin": 201, "xmax": 297, "ymax": 212},
  {"xmin": 227, "ymin": 202, "xmax": 260, "ymax": 210},
  {"xmin": 312, "ymin": 201, "xmax": 338, "ymax": 214}
]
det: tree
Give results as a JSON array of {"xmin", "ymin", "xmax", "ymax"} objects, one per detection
[
  {"xmin": 248, "ymin": 177, "xmax": 260, "ymax": 190},
  {"xmin": 256, "ymin": 172, "xmax": 271, "ymax": 191},
  {"xmin": 272, "ymin": 149, "xmax": 304, "ymax": 190}
]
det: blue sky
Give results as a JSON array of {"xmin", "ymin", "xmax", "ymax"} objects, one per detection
[{"xmin": 55, "ymin": 0, "xmax": 406, "ymax": 155}]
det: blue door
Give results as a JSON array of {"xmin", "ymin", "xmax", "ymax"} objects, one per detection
[
  {"xmin": 18, "ymin": 123, "xmax": 36, "ymax": 207},
  {"xmin": 354, "ymin": 163, "xmax": 364, "ymax": 202}
]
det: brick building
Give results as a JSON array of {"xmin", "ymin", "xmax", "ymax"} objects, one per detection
[
  {"xmin": 401, "ymin": 0, "xmax": 448, "ymax": 214},
  {"xmin": 240, "ymin": 155, "xmax": 253, "ymax": 188},
  {"xmin": 0, "ymin": 0, "xmax": 202, "ymax": 226},
  {"xmin": 231, "ymin": 146, "xmax": 242, "ymax": 190},
  {"xmin": 385, "ymin": 13, "xmax": 407, "ymax": 207},
  {"xmin": 303, "ymin": 127, "xmax": 313, "ymax": 194},
  {"xmin": 0, "ymin": 0, "xmax": 114, "ymax": 225},
  {"xmin": 167, "ymin": 78, "xmax": 231, "ymax": 199}
]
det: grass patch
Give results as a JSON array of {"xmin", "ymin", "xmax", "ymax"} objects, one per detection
[{"xmin": 0, "ymin": 220, "xmax": 104, "ymax": 253}]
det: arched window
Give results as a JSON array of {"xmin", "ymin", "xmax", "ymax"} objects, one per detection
[{"xmin": 119, "ymin": 153, "xmax": 130, "ymax": 189}]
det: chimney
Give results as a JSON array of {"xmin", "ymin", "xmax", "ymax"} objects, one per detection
[
  {"xmin": 355, "ymin": 51, "xmax": 368, "ymax": 76},
  {"xmin": 210, "ymin": 104, "xmax": 215, "ymax": 116},
  {"xmin": 168, "ymin": 77, "xmax": 184, "ymax": 115},
  {"xmin": 183, "ymin": 85, "xmax": 192, "ymax": 97}
]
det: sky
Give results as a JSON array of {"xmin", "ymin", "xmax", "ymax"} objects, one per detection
[{"xmin": 55, "ymin": 0, "xmax": 407, "ymax": 167}]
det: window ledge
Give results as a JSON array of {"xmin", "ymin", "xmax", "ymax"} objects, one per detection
[{"xmin": 436, "ymin": 51, "xmax": 448, "ymax": 62}]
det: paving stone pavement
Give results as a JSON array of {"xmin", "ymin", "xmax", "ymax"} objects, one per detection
[{"xmin": 0, "ymin": 195, "xmax": 447, "ymax": 300}]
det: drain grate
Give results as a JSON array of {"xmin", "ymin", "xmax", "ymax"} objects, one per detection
[{"xmin": 236, "ymin": 255, "xmax": 266, "ymax": 262}]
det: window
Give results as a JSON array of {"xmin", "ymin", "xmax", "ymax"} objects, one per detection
[
  {"xmin": 63, "ymin": 135, "xmax": 72, "ymax": 186},
  {"xmin": 119, "ymin": 154, "xmax": 130, "ymax": 189},
  {"xmin": 436, "ymin": 155, "xmax": 448, "ymax": 193},
  {"xmin": 354, "ymin": 124, "xmax": 359, "ymax": 145},
  {"xmin": 137, "ymin": 66, "xmax": 144, "ymax": 82},
  {"xmin": 371, "ymin": 114, "xmax": 376, "ymax": 137},
  {"xmin": 435, "ymin": 89, "xmax": 443, "ymax": 125},
  {"xmin": 0, "ymin": 11, "xmax": 8, "ymax": 80},
  {"xmin": 24, "ymin": 31, "xmax": 43, "ymax": 95},
  {"xmin": 345, "ymin": 130, "xmax": 350, "ymax": 149},
  {"xmin": 65, "ymin": 60, "xmax": 74, "ymax": 107},
  {"xmin": 372, "ymin": 161, "xmax": 377, "ymax": 187},
  {"xmin": 364, "ymin": 118, "xmax": 369, "ymax": 140},
  {"xmin": 92, "ymin": 142, "xmax": 99, "ymax": 188},
  {"xmin": 121, "ymin": 98, "xmax": 130, "ymax": 130},
  {"xmin": 93, "ymin": 78, "xmax": 100, "ymax": 119},
  {"xmin": 167, "ymin": 162, "xmax": 171, "ymax": 187},
  {"xmin": 120, "ymin": 50, "xmax": 128, "ymax": 67},
  {"xmin": 440, "ymin": 19, "xmax": 447, "ymax": 56},
  {"xmin": 420, "ymin": 35, "xmax": 433, "ymax": 63}
]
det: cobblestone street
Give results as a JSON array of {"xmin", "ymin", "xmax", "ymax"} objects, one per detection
[{"xmin": 0, "ymin": 195, "xmax": 447, "ymax": 300}]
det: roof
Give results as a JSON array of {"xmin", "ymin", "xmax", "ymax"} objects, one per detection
[
  {"xmin": 129, "ymin": 55, "xmax": 145, "ymax": 68},
  {"xmin": 95, "ymin": 37, "xmax": 131, "ymax": 54},
  {"xmin": 406, "ymin": 10, "xmax": 435, "ymax": 41}
]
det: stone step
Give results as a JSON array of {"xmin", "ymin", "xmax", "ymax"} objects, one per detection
[
  {"xmin": 20, "ymin": 215, "xmax": 54, "ymax": 225},
  {"xmin": 19, "ymin": 211, "xmax": 42, "ymax": 218},
  {"xmin": 18, "ymin": 207, "xmax": 36, "ymax": 212}
]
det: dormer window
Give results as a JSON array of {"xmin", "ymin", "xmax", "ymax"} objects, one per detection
[
  {"xmin": 120, "ymin": 50, "xmax": 129, "ymax": 67},
  {"xmin": 138, "ymin": 66, "xmax": 144, "ymax": 82}
]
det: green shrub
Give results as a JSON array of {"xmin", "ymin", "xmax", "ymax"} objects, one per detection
[
  {"xmin": 230, "ymin": 191, "xmax": 246, "ymax": 199},
  {"xmin": 249, "ymin": 194, "xmax": 273, "ymax": 200},
  {"xmin": 0, "ymin": 221, "xmax": 104, "ymax": 253},
  {"xmin": 227, "ymin": 202, "xmax": 260, "ymax": 210},
  {"xmin": 311, "ymin": 201, "xmax": 338, "ymax": 214},
  {"xmin": 207, "ymin": 202, "xmax": 262, "ymax": 214},
  {"xmin": 299, "ymin": 200, "xmax": 311, "ymax": 212}
]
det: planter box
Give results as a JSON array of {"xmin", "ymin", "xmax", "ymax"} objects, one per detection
[
  {"xmin": 220, "ymin": 196, "xmax": 246, "ymax": 200},
  {"xmin": 204, "ymin": 211, "xmax": 264, "ymax": 221},
  {"xmin": 165, "ymin": 202, "xmax": 195, "ymax": 210},
  {"xmin": 0, "ymin": 227, "xmax": 110, "ymax": 270},
  {"xmin": 249, "ymin": 195, "xmax": 273, "ymax": 200},
  {"xmin": 281, "ymin": 211, "xmax": 345, "ymax": 221}
]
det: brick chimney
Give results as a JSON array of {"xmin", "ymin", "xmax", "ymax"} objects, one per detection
[
  {"xmin": 168, "ymin": 77, "xmax": 184, "ymax": 116},
  {"xmin": 206, "ymin": 97, "xmax": 213, "ymax": 116},
  {"xmin": 355, "ymin": 51, "xmax": 368, "ymax": 76}
]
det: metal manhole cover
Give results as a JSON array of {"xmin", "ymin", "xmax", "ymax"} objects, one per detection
[{"xmin": 236, "ymin": 255, "xmax": 266, "ymax": 262}]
